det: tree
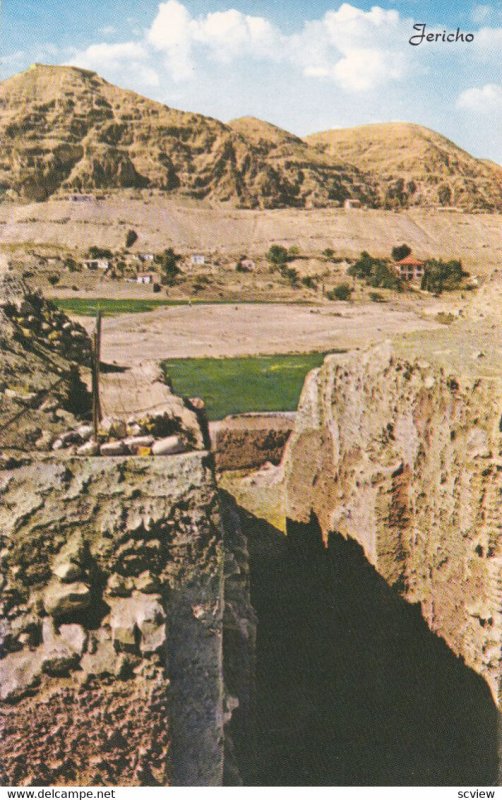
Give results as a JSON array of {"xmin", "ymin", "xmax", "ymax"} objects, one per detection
[
  {"xmin": 48, "ymin": 274, "xmax": 60, "ymax": 286},
  {"xmin": 157, "ymin": 248, "xmax": 181, "ymax": 286},
  {"xmin": 266, "ymin": 245, "xmax": 289, "ymax": 266},
  {"xmin": 347, "ymin": 251, "xmax": 401, "ymax": 291},
  {"xmin": 125, "ymin": 229, "xmax": 138, "ymax": 248},
  {"xmin": 323, "ymin": 248, "xmax": 335, "ymax": 259},
  {"xmin": 391, "ymin": 244, "xmax": 411, "ymax": 261},
  {"xmin": 421, "ymin": 259, "xmax": 464, "ymax": 293}
]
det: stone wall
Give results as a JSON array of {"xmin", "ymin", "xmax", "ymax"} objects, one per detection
[
  {"xmin": 0, "ymin": 453, "xmax": 225, "ymax": 786},
  {"xmin": 211, "ymin": 413, "xmax": 295, "ymax": 472},
  {"xmin": 284, "ymin": 343, "xmax": 501, "ymax": 707}
]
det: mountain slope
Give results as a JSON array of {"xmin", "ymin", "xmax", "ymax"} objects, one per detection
[
  {"xmin": 0, "ymin": 64, "xmax": 375, "ymax": 209},
  {"xmin": 306, "ymin": 122, "xmax": 502, "ymax": 211}
]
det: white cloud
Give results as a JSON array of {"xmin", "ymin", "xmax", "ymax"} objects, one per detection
[
  {"xmin": 142, "ymin": 0, "xmax": 413, "ymax": 91},
  {"xmin": 98, "ymin": 26, "xmax": 117, "ymax": 36},
  {"xmin": 457, "ymin": 83, "xmax": 502, "ymax": 113},
  {"xmin": 67, "ymin": 41, "xmax": 160, "ymax": 87},
  {"xmin": 471, "ymin": 4, "xmax": 502, "ymax": 24}
]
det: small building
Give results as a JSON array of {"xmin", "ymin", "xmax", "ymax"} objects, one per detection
[
  {"xmin": 137, "ymin": 272, "xmax": 159, "ymax": 285},
  {"xmin": 238, "ymin": 258, "xmax": 256, "ymax": 272},
  {"xmin": 394, "ymin": 256, "xmax": 425, "ymax": 282},
  {"xmin": 66, "ymin": 194, "xmax": 95, "ymax": 203},
  {"xmin": 138, "ymin": 253, "xmax": 155, "ymax": 262},
  {"xmin": 344, "ymin": 198, "xmax": 362, "ymax": 210},
  {"xmin": 191, "ymin": 254, "xmax": 205, "ymax": 266},
  {"xmin": 83, "ymin": 258, "xmax": 109, "ymax": 271}
]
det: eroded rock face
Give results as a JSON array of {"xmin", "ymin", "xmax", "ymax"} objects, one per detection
[
  {"xmin": 0, "ymin": 453, "xmax": 225, "ymax": 786},
  {"xmin": 284, "ymin": 343, "xmax": 501, "ymax": 707}
]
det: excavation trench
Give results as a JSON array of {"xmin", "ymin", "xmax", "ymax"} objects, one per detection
[{"xmin": 224, "ymin": 504, "xmax": 499, "ymax": 786}]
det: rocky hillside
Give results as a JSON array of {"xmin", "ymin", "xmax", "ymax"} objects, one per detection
[
  {"xmin": 0, "ymin": 274, "xmax": 92, "ymax": 453},
  {"xmin": 284, "ymin": 342, "xmax": 501, "ymax": 706},
  {"xmin": 306, "ymin": 122, "xmax": 502, "ymax": 211},
  {"xmin": 0, "ymin": 64, "xmax": 375, "ymax": 209}
]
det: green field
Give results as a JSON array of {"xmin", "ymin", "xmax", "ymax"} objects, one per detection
[
  {"xmin": 54, "ymin": 298, "xmax": 315, "ymax": 316},
  {"xmin": 54, "ymin": 298, "xmax": 185, "ymax": 316},
  {"xmin": 161, "ymin": 353, "xmax": 330, "ymax": 420}
]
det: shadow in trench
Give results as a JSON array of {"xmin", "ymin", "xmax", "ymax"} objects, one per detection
[{"xmin": 234, "ymin": 508, "xmax": 499, "ymax": 786}]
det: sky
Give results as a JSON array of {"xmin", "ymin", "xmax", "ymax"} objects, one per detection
[{"xmin": 1, "ymin": 0, "xmax": 501, "ymax": 162}]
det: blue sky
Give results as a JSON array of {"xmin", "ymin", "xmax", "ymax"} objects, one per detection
[{"xmin": 1, "ymin": 0, "xmax": 501, "ymax": 161}]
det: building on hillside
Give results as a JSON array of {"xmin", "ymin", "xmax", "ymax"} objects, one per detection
[
  {"xmin": 344, "ymin": 198, "xmax": 362, "ymax": 210},
  {"xmin": 394, "ymin": 255, "xmax": 425, "ymax": 282},
  {"xmin": 66, "ymin": 194, "xmax": 95, "ymax": 203},
  {"xmin": 137, "ymin": 272, "xmax": 159, "ymax": 285},
  {"xmin": 138, "ymin": 253, "xmax": 155, "ymax": 262},
  {"xmin": 83, "ymin": 258, "xmax": 109, "ymax": 271},
  {"xmin": 191, "ymin": 254, "xmax": 205, "ymax": 266},
  {"xmin": 239, "ymin": 258, "xmax": 256, "ymax": 271}
]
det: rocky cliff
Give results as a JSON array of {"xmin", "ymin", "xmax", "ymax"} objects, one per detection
[
  {"xmin": 284, "ymin": 342, "xmax": 501, "ymax": 707},
  {"xmin": 0, "ymin": 454, "xmax": 227, "ymax": 785}
]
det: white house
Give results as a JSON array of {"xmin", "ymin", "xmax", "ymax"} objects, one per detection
[
  {"xmin": 344, "ymin": 199, "xmax": 362, "ymax": 210},
  {"xmin": 137, "ymin": 272, "xmax": 159, "ymax": 285},
  {"xmin": 83, "ymin": 258, "xmax": 109, "ymax": 271},
  {"xmin": 191, "ymin": 254, "xmax": 205, "ymax": 266}
]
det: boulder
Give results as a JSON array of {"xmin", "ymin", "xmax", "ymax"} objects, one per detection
[
  {"xmin": 43, "ymin": 580, "xmax": 91, "ymax": 618},
  {"xmin": 100, "ymin": 441, "xmax": 129, "ymax": 456},
  {"xmin": 0, "ymin": 650, "xmax": 42, "ymax": 701},
  {"xmin": 152, "ymin": 436, "xmax": 185, "ymax": 456},
  {"xmin": 40, "ymin": 619, "xmax": 86, "ymax": 676}
]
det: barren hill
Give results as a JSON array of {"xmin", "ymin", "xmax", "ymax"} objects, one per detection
[
  {"xmin": 0, "ymin": 64, "xmax": 375, "ymax": 209},
  {"xmin": 306, "ymin": 122, "xmax": 502, "ymax": 212}
]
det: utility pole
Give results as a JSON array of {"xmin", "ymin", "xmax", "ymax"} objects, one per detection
[{"xmin": 92, "ymin": 309, "xmax": 102, "ymax": 439}]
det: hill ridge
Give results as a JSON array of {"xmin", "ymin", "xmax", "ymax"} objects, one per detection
[{"xmin": 0, "ymin": 65, "xmax": 500, "ymax": 211}]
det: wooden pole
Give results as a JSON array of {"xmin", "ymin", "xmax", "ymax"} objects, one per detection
[{"xmin": 92, "ymin": 310, "xmax": 102, "ymax": 439}]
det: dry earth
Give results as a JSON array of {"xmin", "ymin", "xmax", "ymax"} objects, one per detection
[
  {"xmin": 79, "ymin": 302, "xmax": 444, "ymax": 364},
  {"xmin": 1, "ymin": 198, "xmax": 501, "ymax": 274}
]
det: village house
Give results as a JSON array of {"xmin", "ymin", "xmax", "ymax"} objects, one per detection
[
  {"xmin": 66, "ymin": 194, "xmax": 96, "ymax": 203},
  {"xmin": 238, "ymin": 258, "xmax": 256, "ymax": 272},
  {"xmin": 138, "ymin": 253, "xmax": 155, "ymax": 263},
  {"xmin": 137, "ymin": 272, "xmax": 160, "ymax": 285},
  {"xmin": 191, "ymin": 254, "xmax": 205, "ymax": 266},
  {"xmin": 83, "ymin": 258, "xmax": 109, "ymax": 271},
  {"xmin": 394, "ymin": 255, "xmax": 425, "ymax": 282},
  {"xmin": 344, "ymin": 198, "xmax": 362, "ymax": 210}
]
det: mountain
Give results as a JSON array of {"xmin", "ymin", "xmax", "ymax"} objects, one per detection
[
  {"xmin": 0, "ymin": 66, "xmax": 499, "ymax": 211},
  {"xmin": 0, "ymin": 64, "xmax": 375, "ymax": 209},
  {"xmin": 305, "ymin": 122, "xmax": 502, "ymax": 211}
]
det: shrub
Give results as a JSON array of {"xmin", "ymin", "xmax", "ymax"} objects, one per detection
[
  {"xmin": 391, "ymin": 244, "xmax": 411, "ymax": 261},
  {"xmin": 88, "ymin": 246, "xmax": 113, "ymax": 259},
  {"xmin": 48, "ymin": 274, "xmax": 60, "ymax": 286},
  {"xmin": 288, "ymin": 245, "xmax": 300, "ymax": 256},
  {"xmin": 236, "ymin": 261, "xmax": 252, "ymax": 273},
  {"xmin": 323, "ymin": 248, "xmax": 335, "ymax": 259},
  {"xmin": 369, "ymin": 291, "xmax": 385, "ymax": 303},
  {"xmin": 266, "ymin": 245, "xmax": 289, "ymax": 266},
  {"xmin": 125, "ymin": 229, "xmax": 138, "ymax": 248},
  {"xmin": 328, "ymin": 282, "xmax": 352, "ymax": 301},
  {"xmin": 301, "ymin": 276, "xmax": 318, "ymax": 289},
  {"xmin": 280, "ymin": 266, "xmax": 300, "ymax": 287}
]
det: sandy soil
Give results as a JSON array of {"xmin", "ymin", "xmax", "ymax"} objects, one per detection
[
  {"xmin": 1, "ymin": 197, "xmax": 500, "ymax": 273},
  {"xmin": 77, "ymin": 301, "xmax": 444, "ymax": 363}
]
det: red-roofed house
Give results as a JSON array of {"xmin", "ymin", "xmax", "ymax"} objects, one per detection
[{"xmin": 395, "ymin": 256, "xmax": 425, "ymax": 282}]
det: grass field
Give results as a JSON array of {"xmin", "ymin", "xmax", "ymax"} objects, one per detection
[
  {"xmin": 54, "ymin": 297, "xmax": 316, "ymax": 316},
  {"xmin": 161, "ymin": 353, "xmax": 330, "ymax": 419},
  {"xmin": 54, "ymin": 298, "xmax": 185, "ymax": 315}
]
